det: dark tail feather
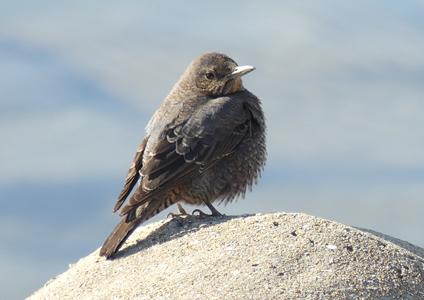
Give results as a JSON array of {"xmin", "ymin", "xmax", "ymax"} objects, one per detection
[
  {"xmin": 100, "ymin": 196, "xmax": 177, "ymax": 258},
  {"xmin": 99, "ymin": 215, "xmax": 143, "ymax": 258}
]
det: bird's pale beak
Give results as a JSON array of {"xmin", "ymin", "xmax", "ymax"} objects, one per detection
[{"xmin": 226, "ymin": 65, "xmax": 255, "ymax": 79}]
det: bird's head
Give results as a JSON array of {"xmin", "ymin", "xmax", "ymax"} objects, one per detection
[{"xmin": 183, "ymin": 52, "xmax": 255, "ymax": 97}]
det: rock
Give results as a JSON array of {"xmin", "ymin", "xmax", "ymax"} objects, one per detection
[{"xmin": 27, "ymin": 213, "xmax": 424, "ymax": 299}]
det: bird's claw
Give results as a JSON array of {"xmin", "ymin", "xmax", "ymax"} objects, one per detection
[
  {"xmin": 192, "ymin": 209, "xmax": 208, "ymax": 216},
  {"xmin": 191, "ymin": 209, "xmax": 224, "ymax": 217},
  {"xmin": 167, "ymin": 202, "xmax": 189, "ymax": 219},
  {"xmin": 192, "ymin": 205, "xmax": 223, "ymax": 217},
  {"xmin": 167, "ymin": 212, "xmax": 184, "ymax": 219}
]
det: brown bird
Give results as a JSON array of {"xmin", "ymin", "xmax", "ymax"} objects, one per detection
[{"xmin": 100, "ymin": 52, "xmax": 266, "ymax": 258}]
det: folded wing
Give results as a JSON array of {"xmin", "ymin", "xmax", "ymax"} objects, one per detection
[{"xmin": 118, "ymin": 94, "xmax": 251, "ymax": 218}]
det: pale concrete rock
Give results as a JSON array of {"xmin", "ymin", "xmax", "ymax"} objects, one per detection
[{"xmin": 27, "ymin": 213, "xmax": 424, "ymax": 300}]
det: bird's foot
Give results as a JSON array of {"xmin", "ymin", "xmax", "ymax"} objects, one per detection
[
  {"xmin": 192, "ymin": 202, "xmax": 223, "ymax": 217},
  {"xmin": 167, "ymin": 203, "xmax": 188, "ymax": 219}
]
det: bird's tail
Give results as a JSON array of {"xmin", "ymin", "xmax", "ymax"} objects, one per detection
[
  {"xmin": 100, "ymin": 194, "xmax": 179, "ymax": 258},
  {"xmin": 99, "ymin": 215, "xmax": 140, "ymax": 258}
]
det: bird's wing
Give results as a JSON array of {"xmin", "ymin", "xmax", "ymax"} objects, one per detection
[
  {"xmin": 112, "ymin": 137, "xmax": 148, "ymax": 213},
  {"xmin": 119, "ymin": 94, "xmax": 250, "ymax": 216}
]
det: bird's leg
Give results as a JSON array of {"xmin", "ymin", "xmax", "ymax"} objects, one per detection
[
  {"xmin": 177, "ymin": 202, "xmax": 188, "ymax": 214},
  {"xmin": 167, "ymin": 202, "xmax": 188, "ymax": 218},
  {"xmin": 192, "ymin": 202, "xmax": 223, "ymax": 216},
  {"xmin": 205, "ymin": 202, "xmax": 222, "ymax": 216}
]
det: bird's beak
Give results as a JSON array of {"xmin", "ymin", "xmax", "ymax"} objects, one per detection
[{"xmin": 226, "ymin": 65, "xmax": 255, "ymax": 79}]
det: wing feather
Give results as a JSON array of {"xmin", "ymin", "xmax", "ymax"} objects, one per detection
[
  {"xmin": 118, "ymin": 94, "xmax": 252, "ymax": 216},
  {"xmin": 113, "ymin": 137, "xmax": 148, "ymax": 213}
]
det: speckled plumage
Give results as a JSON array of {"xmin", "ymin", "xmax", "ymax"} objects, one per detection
[{"xmin": 100, "ymin": 52, "xmax": 266, "ymax": 258}]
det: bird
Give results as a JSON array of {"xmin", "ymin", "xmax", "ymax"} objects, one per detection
[{"xmin": 100, "ymin": 52, "xmax": 266, "ymax": 258}]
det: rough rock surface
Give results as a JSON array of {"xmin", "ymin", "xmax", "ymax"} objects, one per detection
[{"xmin": 28, "ymin": 213, "xmax": 424, "ymax": 299}]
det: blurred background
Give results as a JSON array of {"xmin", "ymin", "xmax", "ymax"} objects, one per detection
[{"xmin": 1, "ymin": 1, "xmax": 424, "ymax": 299}]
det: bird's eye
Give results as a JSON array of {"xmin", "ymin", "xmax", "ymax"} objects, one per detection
[{"xmin": 205, "ymin": 72, "xmax": 215, "ymax": 80}]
